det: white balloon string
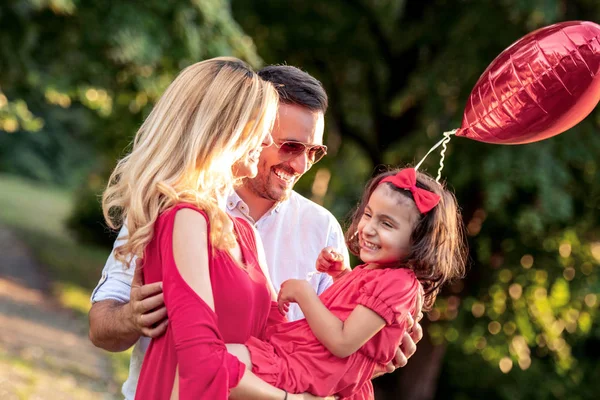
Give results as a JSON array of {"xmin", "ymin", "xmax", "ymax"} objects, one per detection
[
  {"xmin": 414, "ymin": 136, "xmax": 447, "ymax": 171},
  {"xmin": 414, "ymin": 129, "xmax": 457, "ymax": 182},
  {"xmin": 435, "ymin": 129, "xmax": 456, "ymax": 181}
]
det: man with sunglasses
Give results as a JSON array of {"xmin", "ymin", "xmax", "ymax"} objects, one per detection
[
  {"xmin": 88, "ymin": 65, "xmax": 422, "ymax": 399},
  {"xmin": 230, "ymin": 66, "xmax": 338, "ymax": 323}
]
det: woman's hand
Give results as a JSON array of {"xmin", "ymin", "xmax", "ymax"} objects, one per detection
[
  {"xmin": 315, "ymin": 247, "xmax": 345, "ymax": 278},
  {"xmin": 277, "ymin": 279, "xmax": 312, "ymax": 315}
]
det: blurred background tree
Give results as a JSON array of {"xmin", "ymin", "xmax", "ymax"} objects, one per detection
[
  {"xmin": 232, "ymin": 1, "xmax": 600, "ymax": 399},
  {"xmin": 0, "ymin": 0, "xmax": 261, "ymax": 245},
  {"xmin": 0, "ymin": 0, "xmax": 599, "ymax": 398}
]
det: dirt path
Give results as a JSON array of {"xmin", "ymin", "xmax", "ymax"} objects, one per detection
[{"xmin": 0, "ymin": 225, "xmax": 119, "ymax": 399}]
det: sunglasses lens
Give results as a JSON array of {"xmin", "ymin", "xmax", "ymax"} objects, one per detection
[
  {"xmin": 278, "ymin": 142, "xmax": 327, "ymax": 164},
  {"xmin": 309, "ymin": 147, "xmax": 326, "ymax": 163},
  {"xmin": 279, "ymin": 142, "xmax": 306, "ymax": 156}
]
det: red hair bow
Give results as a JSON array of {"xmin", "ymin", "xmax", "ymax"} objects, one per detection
[{"xmin": 379, "ymin": 168, "xmax": 440, "ymax": 214}]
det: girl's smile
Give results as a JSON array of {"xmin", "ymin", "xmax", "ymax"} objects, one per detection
[{"xmin": 357, "ymin": 184, "xmax": 420, "ymax": 267}]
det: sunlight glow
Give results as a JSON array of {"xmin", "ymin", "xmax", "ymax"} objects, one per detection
[
  {"xmin": 472, "ymin": 302, "xmax": 485, "ymax": 318},
  {"xmin": 488, "ymin": 321, "xmax": 501, "ymax": 335},
  {"xmin": 559, "ymin": 242, "xmax": 572, "ymax": 258},
  {"xmin": 520, "ymin": 254, "xmax": 534, "ymax": 269},
  {"xmin": 499, "ymin": 357, "xmax": 513, "ymax": 373}
]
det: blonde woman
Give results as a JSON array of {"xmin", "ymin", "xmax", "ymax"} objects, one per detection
[{"xmin": 102, "ymin": 58, "xmax": 318, "ymax": 400}]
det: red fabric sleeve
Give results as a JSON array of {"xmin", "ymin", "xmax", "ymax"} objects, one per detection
[
  {"xmin": 161, "ymin": 204, "xmax": 245, "ymax": 399},
  {"xmin": 356, "ymin": 268, "xmax": 420, "ymax": 326}
]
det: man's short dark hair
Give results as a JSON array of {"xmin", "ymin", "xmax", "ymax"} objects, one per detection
[{"xmin": 258, "ymin": 65, "xmax": 328, "ymax": 113}]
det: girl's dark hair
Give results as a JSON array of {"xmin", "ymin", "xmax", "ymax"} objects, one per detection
[{"xmin": 345, "ymin": 167, "xmax": 468, "ymax": 311}]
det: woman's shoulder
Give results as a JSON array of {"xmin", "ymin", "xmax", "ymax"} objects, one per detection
[
  {"xmin": 159, "ymin": 202, "xmax": 209, "ymax": 222},
  {"xmin": 155, "ymin": 203, "xmax": 211, "ymax": 238}
]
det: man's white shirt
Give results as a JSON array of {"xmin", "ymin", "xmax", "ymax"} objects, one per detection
[{"xmin": 90, "ymin": 190, "xmax": 349, "ymax": 399}]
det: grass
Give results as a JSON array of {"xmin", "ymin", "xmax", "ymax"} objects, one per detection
[
  {"xmin": 0, "ymin": 174, "xmax": 74, "ymax": 241},
  {"xmin": 0, "ymin": 347, "xmax": 119, "ymax": 400},
  {"xmin": 0, "ymin": 173, "xmax": 131, "ymax": 388}
]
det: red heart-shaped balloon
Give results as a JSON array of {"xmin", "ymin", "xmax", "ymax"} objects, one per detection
[{"xmin": 456, "ymin": 21, "xmax": 600, "ymax": 144}]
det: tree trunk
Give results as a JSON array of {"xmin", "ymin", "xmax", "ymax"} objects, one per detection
[{"xmin": 373, "ymin": 319, "xmax": 446, "ymax": 400}]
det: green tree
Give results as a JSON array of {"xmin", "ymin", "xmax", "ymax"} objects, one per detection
[
  {"xmin": 233, "ymin": 1, "xmax": 600, "ymax": 398},
  {"xmin": 0, "ymin": 0, "xmax": 261, "ymax": 244}
]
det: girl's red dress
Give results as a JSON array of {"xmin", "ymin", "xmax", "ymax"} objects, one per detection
[
  {"xmin": 135, "ymin": 203, "xmax": 283, "ymax": 400},
  {"xmin": 246, "ymin": 264, "xmax": 421, "ymax": 399}
]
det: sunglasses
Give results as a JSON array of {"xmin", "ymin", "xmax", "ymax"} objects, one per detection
[{"xmin": 272, "ymin": 141, "xmax": 328, "ymax": 164}]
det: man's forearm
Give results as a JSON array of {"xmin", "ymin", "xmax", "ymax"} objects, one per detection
[{"xmin": 88, "ymin": 300, "xmax": 140, "ymax": 352}]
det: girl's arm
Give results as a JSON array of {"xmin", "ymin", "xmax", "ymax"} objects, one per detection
[
  {"xmin": 171, "ymin": 209, "xmax": 288, "ymax": 399},
  {"xmin": 278, "ymin": 279, "xmax": 386, "ymax": 358}
]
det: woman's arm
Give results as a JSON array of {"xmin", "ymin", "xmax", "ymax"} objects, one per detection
[
  {"xmin": 229, "ymin": 369, "xmax": 287, "ymax": 400},
  {"xmin": 225, "ymin": 344, "xmax": 329, "ymax": 400},
  {"xmin": 278, "ymin": 280, "xmax": 386, "ymax": 358}
]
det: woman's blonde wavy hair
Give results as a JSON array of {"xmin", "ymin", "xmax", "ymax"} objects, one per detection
[{"xmin": 102, "ymin": 57, "xmax": 279, "ymax": 266}]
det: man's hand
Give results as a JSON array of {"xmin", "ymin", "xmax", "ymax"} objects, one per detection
[
  {"xmin": 89, "ymin": 259, "xmax": 168, "ymax": 352},
  {"xmin": 372, "ymin": 312, "xmax": 424, "ymax": 378},
  {"xmin": 127, "ymin": 259, "xmax": 168, "ymax": 338}
]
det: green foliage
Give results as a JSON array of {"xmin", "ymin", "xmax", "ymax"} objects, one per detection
[
  {"xmin": 66, "ymin": 174, "xmax": 117, "ymax": 247},
  {"xmin": 0, "ymin": 0, "xmax": 262, "ymax": 239}
]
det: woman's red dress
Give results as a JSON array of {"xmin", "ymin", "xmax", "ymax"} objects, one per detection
[{"xmin": 135, "ymin": 203, "xmax": 283, "ymax": 399}]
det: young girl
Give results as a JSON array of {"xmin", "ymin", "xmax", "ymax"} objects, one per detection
[{"xmin": 228, "ymin": 167, "xmax": 468, "ymax": 399}]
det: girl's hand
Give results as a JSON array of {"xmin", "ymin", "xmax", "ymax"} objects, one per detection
[
  {"xmin": 277, "ymin": 279, "xmax": 311, "ymax": 316},
  {"xmin": 315, "ymin": 247, "xmax": 345, "ymax": 278}
]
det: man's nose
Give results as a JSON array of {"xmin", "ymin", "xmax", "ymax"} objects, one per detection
[{"xmin": 288, "ymin": 150, "xmax": 311, "ymax": 174}]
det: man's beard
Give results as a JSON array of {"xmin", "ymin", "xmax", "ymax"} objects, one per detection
[{"xmin": 245, "ymin": 165, "xmax": 295, "ymax": 202}]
